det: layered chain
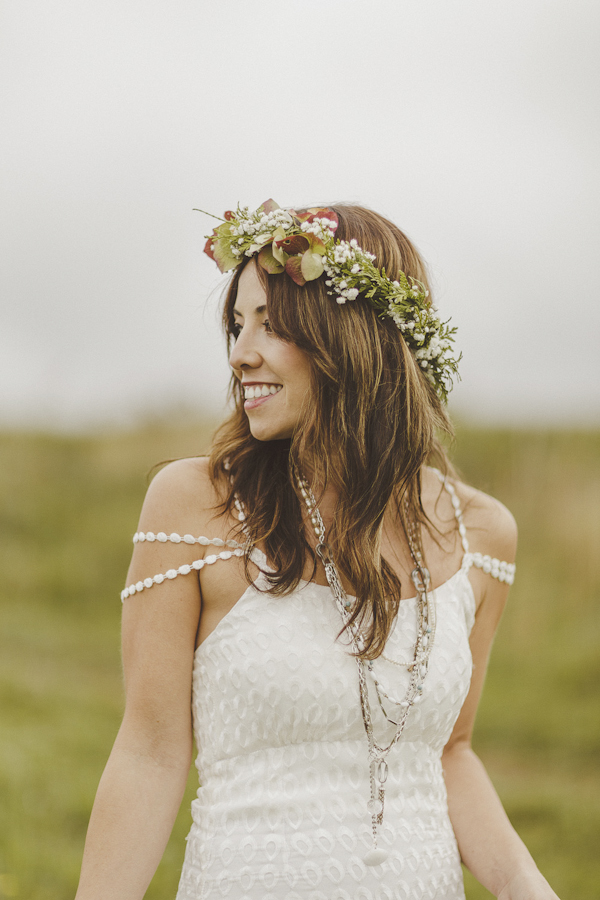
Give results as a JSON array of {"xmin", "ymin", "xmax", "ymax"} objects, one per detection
[{"xmin": 296, "ymin": 473, "xmax": 437, "ymax": 866}]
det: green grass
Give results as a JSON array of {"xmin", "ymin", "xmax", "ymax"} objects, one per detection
[{"xmin": 0, "ymin": 421, "xmax": 598, "ymax": 898}]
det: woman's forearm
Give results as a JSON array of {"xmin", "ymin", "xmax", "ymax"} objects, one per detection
[
  {"xmin": 75, "ymin": 729, "xmax": 192, "ymax": 900},
  {"xmin": 442, "ymin": 745, "xmax": 559, "ymax": 900}
]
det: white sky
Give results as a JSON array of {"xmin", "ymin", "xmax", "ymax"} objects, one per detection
[{"xmin": 1, "ymin": 0, "xmax": 599, "ymax": 430}]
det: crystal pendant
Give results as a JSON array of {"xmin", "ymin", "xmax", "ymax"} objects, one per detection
[
  {"xmin": 364, "ymin": 847, "xmax": 389, "ymax": 866},
  {"xmin": 366, "ymin": 798, "xmax": 383, "ymax": 816}
]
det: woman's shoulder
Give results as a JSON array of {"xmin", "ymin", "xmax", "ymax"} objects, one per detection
[
  {"xmin": 422, "ymin": 466, "xmax": 517, "ymax": 563},
  {"xmin": 137, "ymin": 456, "xmax": 228, "ymax": 535}
]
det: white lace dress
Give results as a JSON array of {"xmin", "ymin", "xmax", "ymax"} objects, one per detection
[{"xmin": 122, "ymin": 479, "xmax": 515, "ymax": 900}]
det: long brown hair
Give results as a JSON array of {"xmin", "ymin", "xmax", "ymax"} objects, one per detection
[{"xmin": 209, "ymin": 204, "xmax": 455, "ymax": 660}]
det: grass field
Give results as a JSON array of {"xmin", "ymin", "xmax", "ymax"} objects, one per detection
[{"xmin": 0, "ymin": 421, "xmax": 598, "ymax": 899}]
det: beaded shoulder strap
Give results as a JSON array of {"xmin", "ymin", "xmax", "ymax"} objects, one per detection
[
  {"xmin": 431, "ymin": 468, "xmax": 515, "ymax": 585},
  {"xmin": 122, "ymin": 459, "xmax": 260, "ymax": 602},
  {"xmin": 121, "ymin": 488, "xmax": 265, "ymax": 602},
  {"xmin": 121, "ymin": 533, "xmax": 244, "ymax": 602}
]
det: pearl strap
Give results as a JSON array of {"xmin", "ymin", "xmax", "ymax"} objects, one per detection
[
  {"xmin": 123, "ymin": 502, "xmax": 252, "ymax": 602},
  {"xmin": 133, "ymin": 531, "xmax": 241, "ymax": 548},
  {"xmin": 431, "ymin": 469, "xmax": 516, "ymax": 584},
  {"xmin": 469, "ymin": 552, "xmax": 515, "ymax": 583},
  {"xmin": 120, "ymin": 546, "xmax": 245, "ymax": 601}
]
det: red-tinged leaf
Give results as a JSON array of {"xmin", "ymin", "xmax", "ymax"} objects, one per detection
[
  {"xmin": 203, "ymin": 236, "xmax": 216, "ymax": 261},
  {"xmin": 224, "ymin": 210, "xmax": 235, "ymax": 221},
  {"xmin": 285, "ymin": 256, "xmax": 306, "ymax": 285},
  {"xmin": 304, "ymin": 232, "xmax": 326, "ymax": 254},
  {"xmin": 318, "ymin": 208, "xmax": 338, "ymax": 230},
  {"xmin": 294, "ymin": 207, "xmax": 339, "ymax": 232},
  {"xmin": 258, "ymin": 244, "xmax": 285, "ymax": 274},
  {"xmin": 301, "ymin": 250, "xmax": 325, "ymax": 281},
  {"xmin": 275, "ymin": 234, "xmax": 309, "ymax": 255},
  {"xmin": 260, "ymin": 198, "xmax": 280, "ymax": 214},
  {"xmin": 294, "ymin": 210, "xmax": 316, "ymax": 223}
]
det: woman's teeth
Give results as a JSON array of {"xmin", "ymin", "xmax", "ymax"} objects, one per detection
[{"xmin": 244, "ymin": 384, "xmax": 282, "ymax": 400}]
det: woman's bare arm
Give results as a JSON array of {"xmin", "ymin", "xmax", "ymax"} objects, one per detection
[
  {"xmin": 75, "ymin": 460, "xmax": 211, "ymax": 900},
  {"xmin": 442, "ymin": 489, "xmax": 560, "ymax": 900}
]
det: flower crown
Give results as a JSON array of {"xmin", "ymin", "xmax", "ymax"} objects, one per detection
[{"xmin": 198, "ymin": 199, "xmax": 460, "ymax": 401}]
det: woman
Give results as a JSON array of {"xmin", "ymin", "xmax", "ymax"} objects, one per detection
[{"xmin": 75, "ymin": 202, "xmax": 559, "ymax": 899}]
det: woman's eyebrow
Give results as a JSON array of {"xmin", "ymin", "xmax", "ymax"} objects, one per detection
[{"xmin": 232, "ymin": 304, "xmax": 267, "ymax": 318}]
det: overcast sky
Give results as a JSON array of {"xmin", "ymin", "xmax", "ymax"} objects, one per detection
[{"xmin": 1, "ymin": 0, "xmax": 599, "ymax": 430}]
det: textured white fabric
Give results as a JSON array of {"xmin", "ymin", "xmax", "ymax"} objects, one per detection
[{"xmin": 175, "ymin": 547, "xmax": 476, "ymax": 900}]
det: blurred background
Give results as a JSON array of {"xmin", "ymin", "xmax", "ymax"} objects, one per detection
[{"xmin": 0, "ymin": 1, "xmax": 599, "ymax": 898}]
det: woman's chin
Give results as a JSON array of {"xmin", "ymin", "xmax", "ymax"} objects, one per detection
[
  {"xmin": 247, "ymin": 420, "xmax": 294, "ymax": 442},
  {"xmin": 251, "ymin": 429, "xmax": 293, "ymax": 442}
]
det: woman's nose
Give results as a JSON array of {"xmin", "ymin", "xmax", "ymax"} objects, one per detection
[{"xmin": 229, "ymin": 328, "xmax": 262, "ymax": 372}]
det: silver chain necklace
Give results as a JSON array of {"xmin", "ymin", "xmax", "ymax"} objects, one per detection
[{"xmin": 296, "ymin": 473, "xmax": 437, "ymax": 866}]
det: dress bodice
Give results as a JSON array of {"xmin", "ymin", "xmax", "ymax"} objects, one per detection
[
  {"xmin": 192, "ymin": 551, "xmax": 476, "ymax": 769},
  {"xmin": 177, "ymin": 559, "xmax": 475, "ymax": 899}
]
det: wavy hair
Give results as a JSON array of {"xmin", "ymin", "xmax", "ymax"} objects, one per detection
[{"xmin": 209, "ymin": 204, "xmax": 455, "ymax": 660}]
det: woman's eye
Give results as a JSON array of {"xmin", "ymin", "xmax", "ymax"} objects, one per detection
[
  {"xmin": 231, "ymin": 324, "xmax": 242, "ymax": 339},
  {"xmin": 263, "ymin": 320, "xmax": 273, "ymax": 333}
]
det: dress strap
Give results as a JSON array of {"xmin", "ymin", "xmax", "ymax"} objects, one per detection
[
  {"xmin": 431, "ymin": 468, "xmax": 469, "ymax": 554},
  {"xmin": 430, "ymin": 468, "xmax": 516, "ymax": 585},
  {"xmin": 121, "ymin": 545, "xmax": 245, "ymax": 602},
  {"xmin": 133, "ymin": 532, "xmax": 242, "ymax": 548},
  {"xmin": 123, "ymin": 470, "xmax": 258, "ymax": 603}
]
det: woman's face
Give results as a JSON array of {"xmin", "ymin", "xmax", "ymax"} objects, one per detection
[{"xmin": 229, "ymin": 262, "xmax": 312, "ymax": 441}]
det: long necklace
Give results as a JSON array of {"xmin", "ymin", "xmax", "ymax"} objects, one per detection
[{"xmin": 297, "ymin": 474, "xmax": 437, "ymax": 866}]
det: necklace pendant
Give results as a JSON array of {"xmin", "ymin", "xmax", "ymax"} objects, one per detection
[
  {"xmin": 366, "ymin": 797, "xmax": 383, "ymax": 816},
  {"xmin": 376, "ymin": 759, "xmax": 388, "ymax": 784},
  {"xmin": 364, "ymin": 847, "xmax": 389, "ymax": 866}
]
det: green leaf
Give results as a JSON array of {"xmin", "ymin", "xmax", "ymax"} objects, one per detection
[
  {"xmin": 212, "ymin": 241, "xmax": 241, "ymax": 273},
  {"xmin": 300, "ymin": 251, "xmax": 325, "ymax": 281},
  {"xmin": 258, "ymin": 244, "xmax": 285, "ymax": 274},
  {"xmin": 271, "ymin": 228, "xmax": 288, "ymax": 265}
]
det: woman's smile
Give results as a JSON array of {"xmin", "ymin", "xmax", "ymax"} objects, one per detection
[{"xmin": 242, "ymin": 382, "xmax": 283, "ymax": 409}]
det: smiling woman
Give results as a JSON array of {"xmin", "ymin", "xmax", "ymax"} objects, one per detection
[{"xmin": 75, "ymin": 201, "xmax": 559, "ymax": 900}]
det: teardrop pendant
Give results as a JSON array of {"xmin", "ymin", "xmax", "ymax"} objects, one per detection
[{"xmin": 363, "ymin": 847, "xmax": 389, "ymax": 866}]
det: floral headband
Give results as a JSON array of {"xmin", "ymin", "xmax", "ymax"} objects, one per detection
[{"xmin": 198, "ymin": 199, "xmax": 460, "ymax": 401}]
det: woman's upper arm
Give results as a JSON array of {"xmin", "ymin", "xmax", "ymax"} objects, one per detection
[
  {"xmin": 443, "ymin": 490, "xmax": 518, "ymax": 754},
  {"xmin": 118, "ymin": 458, "xmax": 214, "ymax": 763}
]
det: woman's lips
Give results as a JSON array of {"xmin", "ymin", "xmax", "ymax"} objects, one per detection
[
  {"xmin": 244, "ymin": 391, "xmax": 279, "ymax": 410},
  {"xmin": 242, "ymin": 383, "xmax": 282, "ymax": 410}
]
